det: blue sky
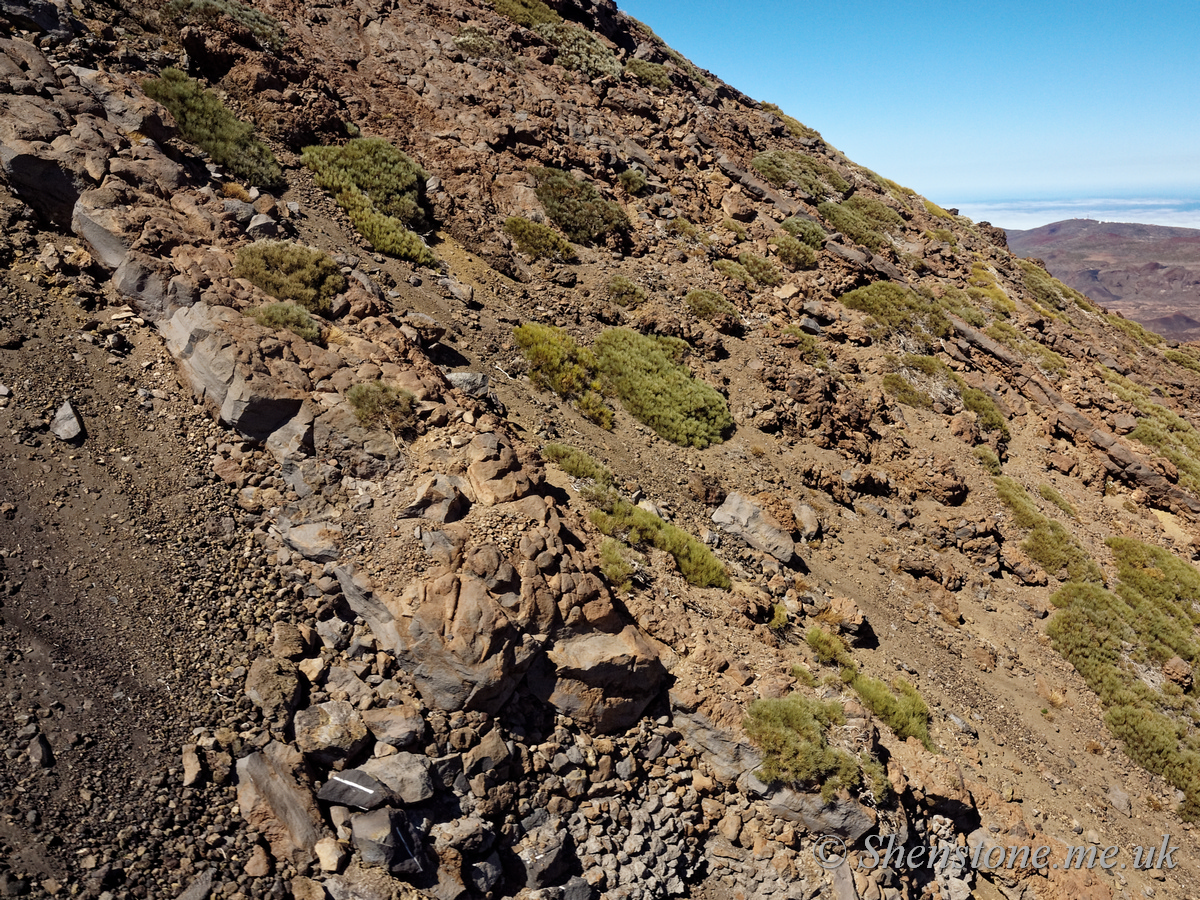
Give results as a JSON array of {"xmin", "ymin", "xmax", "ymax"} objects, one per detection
[{"xmin": 618, "ymin": 0, "xmax": 1200, "ymax": 229}]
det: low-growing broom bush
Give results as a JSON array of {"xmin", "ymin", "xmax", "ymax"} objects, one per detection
[
  {"xmin": 493, "ymin": 0, "xmax": 559, "ymax": 27},
  {"xmin": 713, "ymin": 259, "xmax": 753, "ymax": 286},
  {"xmin": 254, "ymin": 302, "xmax": 321, "ymax": 342},
  {"xmin": 143, "ymin": 68, "xmax": 282, "ymax": 188},
  {"xmin": 590, "ymin": 494, "xmax": 729, "ymax": 589},
  {"xmin": 624, "ymin": 58, "xmax": 671, "ymax": 90},
  {"xmin": 233, "ymin": 241, "xmax": 345, "ymax": 314},
  {"xmin": 503, "ymin": 217, "xmax": 576, "ymax": 261},
  {"xmin": 686, "ymin": 289, "xmax": 737, "ymax": 321},
  {"xmin": 738, "ymin": 251, "xmax": 782, "ymax": 286},
  {"xmin": 302, "ymin": 138, "xmax": 436, "ymax": 265},
  {"xmin": 771, "ymin": 232, "xmax": 817, "ymax": 270},
  {"xmin": 617, "ymin": 168, "xmax": 648, "ymax": 195},
  {"xmin": 168, "ymin": 0, "xmax": 283, "ymax": 51},
  {"xmin": 541, "ymin": 443, "xmax": 613, "ymax": 487},
  {"xmin": 817, "ymin": 196, "xmax": 903, "ymax": 251},
  {"xmin": 514, "ymin": 323, "xmax": 612, "ymax": 428},
  {"xmin": 781, "ymin": 216, "xmax": 826, "ymax": 248},
  {"xmin": 346, "ymin": 381, "xmax": 416, "ymax": 440},
  {"xmin": 595, "ymin": 328, "xmax": 732, "ymax": 448},
  {"xmin": 744, "ymin": 693, "xmax": 863, "ymax": 802},
  {"xmin": 838, "ymin": 282, "xmax": 951, "ymax": 343},
  {"xmin": 751, "ymin": 150, "xmax": 847, "ymax": 196},
  {"xmin": 993, "ymin": 476, "xmax": 1102, "ymax": 583},
  {"xmin": 535, "ymin": 23, "xmax": 621, "ymax": 78},
  {"xmin": 607, "ymin": 275, "xmax": 646, "ymax": 308},
  {"xmin": 533, "ymin": 167, "xmax": 628, "ymax": 245}
]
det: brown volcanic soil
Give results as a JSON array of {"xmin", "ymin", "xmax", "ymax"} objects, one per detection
[{"xmin": 1007, "ymin": 219, "xmax": 1200, "ymax": 340}]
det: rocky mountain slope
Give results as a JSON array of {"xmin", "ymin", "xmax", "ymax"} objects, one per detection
[
  {"xmin": 1008, "ymin": 218, "xmax": 1200, "ymax": 341},
  {"xmin": 2, "ymin": 1, "xmax": 1200, "ymax": 900}
]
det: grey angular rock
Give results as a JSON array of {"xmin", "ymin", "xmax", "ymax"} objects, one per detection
[
  {"xmin": 112, "ymin": 252, "xmax": 179, "ymax": 323},
  {"xmin": 712, "ymin": 492, "xmax": 797, "ymax": 563},
  {"xmin": 359, "ymin": 752, "xmax": 436, "ymax": 804},
  {"xmin": 517, "ymin": 819, "xmax": 574, "ymax": 889},
  {"xmin": 317, "ymin": 769, "xmax": 390, "ymax": 809},
  {"xmin": 175, "ymin": 870, "xmax": 214, "ymax": 900},
  {"xmin": 362, "ymin": 703, "xmax": 425, "ymax": 748},
  {"xmin": 351, "ymin": 807, "xmax": 426, "ymax": 875},
  {"xmin": 282, "ymin": 520, "xmax": 343, "ymax": 563},
  {"xmin": 1108, "ymin": 784, "xmax": 1132, "ymax": 817},
  {"xmin": 446, "ymin": 371, "xmax": 491, "ymax": 398},
  {"xmin": 69, "ymin": 66, "xmax": 174, "ymax": 142},
  {"xmin": 294, "ymin": 700, "xmax": 369, "ymax": 767},
  {"xmin": 236, "ymin": 741, "xmax": 324, "ymax": 868},
  {"xmin": 247, "ymin": 213, "xmax": 279, "ymax": 239},
  {"xmin": 27, "ymin": 733, "xmax": 53, "ymax": 768},
  {"xmin": 50, "ymin": 400, "xmax": 83, "ymax": 440},
  {"xmin": 399, "ymin": 474, "xmax": 470, "ymax": 523},
  {"xmin": 462, "ymin": 728, "xmax": 509, "ymax": 777}
]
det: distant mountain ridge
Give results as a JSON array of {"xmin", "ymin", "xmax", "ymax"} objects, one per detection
[{"xmin": 1007, "ymin": 218, "xmax": 1200, "ymax": 340}]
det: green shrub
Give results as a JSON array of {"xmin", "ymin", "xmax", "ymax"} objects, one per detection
[
  {"xmin": 1102, "ymin": 368, "xmax": 1200, "ymax": 495},
  {"xmin": 751, "ymin": 150, "xmax": 847, "ymax": 196},
  {"xmin": 1039, "ymin": 483, "xmax": 1077, "ymax": 518},
  {"xmin": 142, "ymin": 68, "xmax": 282, "ymax": 188},
  {"xmin": 493, "ymin": 0, "xmax": 560, "ymax": 28},
  {"xmin": 851, "ymin": 674, "xmax": 935, "ymax": 750},
  {"xmin": 667, "ymin": 216, "xmax": 702, "ymax": 240},
  {"xmin": 1048, "ymin": 538, "xmax": 1200, "ymax": 819},
  {"xmin": 924, "ymin": 285, "xmax": 986, "ymax": 328},
  {"xmin": 167, "ymin": 0, "xmax": 282, "ymax": 51},
  {"xmin": 721, "ymin": 218, "xmax": 748, "ymax": 241},
  {"xmin": 923, "ymin": 199, "xmax": 952, "ymax": 219},
  {"xmin": 780, "ymin": 326, "xmax": 826, "ymax": 366},
  {"xmin": 514, "ymin": 322, "xmax": 600, "ymax": 397},
  {"xmin": 768, "ymin": 603, "xmax": 789, "ymax": 632},
  {"xmin": 792, "ymin": 664, "xmax": 816, "ymax": 687},
  {"xmin": 960, "ymin": 388, "xmax": 1009, "ymax": 440},
  {"xmin": 503, "ymin": 217, "xmax": 575, "ymax": 261},
  {"xmin": 744, "ymin": 693, "xmax": 863, "ymax": 801},
  {"xmin": 1106, "ymin": 313, "xmax": 1163, "ymax": 347},
  {"xmin": 993, "ymin": 477, "xmax": 1102, "ymax": 583},
  {"xmin": 590, "ymin": 494, "xmax": 729, "ymax": 589},
  {"xmin": 760, "ymin": 102, "xmax": 821, "ymax": 141},
  {"xmin": 818, "ymin": 196, "xmax": 903, "ymax": 250},
  {"xmin": 346, "ymin": 381, "xmax": 416, "ymax": 440},
  {"xmin": 1016, "ymin": 258, "xmax": 1091, "ymax": 312},
  {"xmin": 1165, "ymin": 348, "xmax": 1200, "ymax": 374},
  {"xmin": 838, "ymin": 282, "xmax": 951, "ymax": 342},
  {"xmin": 882, "ymin": 372, "xmax": 933, "ymax": 409},
  {"xmin": 233, "ymin": 241, "xmax": 345, "ymax": 314},
  {"xmin": 535, "ymin": 23, "xmax": 621, "ymax": 78},
  {"xmin": 863, "ymin": 170, "xmax": 914, "ymax": 206},
  {"xmin": 542, "ymin": 443, "xmax": 613, "ymax": 486},
  {"xmin": 576, "ymin": 390, "xmax": 613, "ymax": 430},
  {"xmin": 738, "ymin": 251, "xmax": 782, "ymax": 286},
  {"xmin": 607, "ymin": 275, "xmax": 646, "ymax": 308},
  {"xmin": 453, "ymin": 26, "xmax": 510, "ymax": 59},
  {"xmin": 973, "ymin": 446, "xmax": 1001, "ymax": 475},
  {"xmin": 254, "ymin": 302, "xmax": 320, "ymax": 342},
  {"xmin": 806, "ymin": 626, "xmax": 853, "ymax": 667},
  {"xmin": 599, "ymin": 538, "xmax": 640, "ymax": 593},
  {"xmin": 624, "ymin": 58, "xmax": 671, "ymax": 90},
  {"xmin": 686, "ymin": 289, "xmax": 737, "ymax": 321},
  {"xmin": 301, "ymin": 139, "xmax": 436, "ymax": 265},
  {"xmin": 771, "ymin": 233, "xmax": 817, "ymax": 270},
  {"xmin": 532, "ymin": 167, "xmax": 628, "ymax": 245},
  {"xmin": 714, "ymin": 259, "xmax": 752, "ymax": 286},
  {"xmin": 617, "ymin": 168, "xmax": 647, "ymax": 195},
  {"xmin": 781, "ymin": 216, "xmax": 826, "ymax": 248},
  {"xmin": 595, "ymin": 328, "xmax": 732, "ymax": 448},
  {"xmin": 985, "ymin": 321, "xmax": 1068, "ymax": 374}
]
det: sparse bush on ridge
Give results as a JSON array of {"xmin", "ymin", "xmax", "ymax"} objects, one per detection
[
  {"xmin": 923, "ymin": 199, "xmax": 952, "ymax": 219},
  {"xmin": 493, "ymin": 0, "xmax": 560, "ymax": 28},
  {"xmin": 713, "ymin": 259, "xmax": 752, "ymax": 286},
  {"xmin": 781, "ymin": 216, "xmax": 826, "ymax": 248},
  {"xmin": 771, "ymin": 232, "xmax": 817, "ymax": 270},
  {"xmin": 752, "ymin": 150, "xmax": 848, "ymax": 197},
  {"xmin": 1165, "ymin": 347, "xmax": 1200, "ymax": 375},
  {"xmin": 686, "ymin": 289, "xmax": 737, "ymax": 321},
  {"xmin": 254, "ymin": 302, "xmax": 321, "ymax": 343},
  {"xmin": 617, "ymin": 168, "xmax": 647, "ymax": 196},
  {"xmin": 535, "ymin": 23, "xmax": 621, "ymax": 79},
  {"xmin": 974, "ymin": 446, "xmax": 1002, "ymax": 475},
  {"xmin": 532, "ymin": 167, "xmax": 628, "ymax": 245},
  {"xmin": 142, "ymin": 68, "xmax": 282, "ymax": 188},
  {"xmin": 594, "ymin": 328, "xmax": 733, "ymax": 449},
  {"xmin": 1101, "ymin": 367, "xmax": 1200, "ymax": 495},
  {"xmin": 346, "ymin": 381, "xmax": 416, "ymax": 444},
  {"xmin": 624, "ymin": 58, "xmax": 671, "ymax": 90},
  {"xmin": 1039, "ymin": 483, "xmax": 1077, "ymax": 518},
  {"xmin": 607, "ymin": 275, "xmax": 646, "ymax": 308},
  {"xmin": 838, "ymin": 282, "xmax": 951, "ymax": 343},
  {"xmin": 737, "ymin": 251, "xmax": 782, "ymax": 286},
  {"xmin": 760, "ymin": 102, "xmax": 821, "ymax": 141},
  {"xmin": 542, "ymin": 443, "xmax": 613, "ymax": 487},
  {"xmin": 168, "ymin": 0, "xmax": 283, "ymax": 51},
  {"xmin": 513, "ymin": 322, "xmax": 612, "ymax": 428},
  {"xmin": 302, "ymin": 139, "xmax": 436, "ymax": 265},
  {"xmin": 503, "ymin": 217, "xmax": 576, "ymax": 261},
  {"xmin": 590, "ymin": 494, "xmax": 729, "ymax": 589},
  {"xmin": 993, "ymin": 476, "xmax": 1102, "ymax": 583},
  {"xmin": 599, "ymin": 538, "xmax": 640, "ymax": 593},
  {"xmin": 882, "ymin": 372, "xmax": 932, "ymax": 409},
  {"xmin": 744, "ymin": 693, "xmax": 865, "ymax": 802},
  {"xmin": 233, "ymin": 241, "xmax": 345, "ymax": 315},
  {"xmin": 454, "ymin": 26, "xmax": 510, "ymax": 59},
  {"xmin": 1017, "ymin": 258, "xmax": 1093, "ymax": 312}
]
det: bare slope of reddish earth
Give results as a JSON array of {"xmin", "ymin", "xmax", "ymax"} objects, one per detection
[{"xmin": 1008, "ymin": 218, "xmax": 1200, "ymax": 340}]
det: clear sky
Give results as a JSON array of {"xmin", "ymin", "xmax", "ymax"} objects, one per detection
[{"xmin": 617, "ymin": 0, "xmax": 1200, "ymax": 229}]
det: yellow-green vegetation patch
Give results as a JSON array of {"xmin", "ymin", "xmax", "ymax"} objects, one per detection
[
  {"xmin": 503, "ymin": 217, "xmax": 576, "ymax": 261},
  {"xmin": 993, "ymin": 476, "xmax": 1102, "ymax": 583},
  {"xmin": 254, "ymin": 302, "xmax": 320, "ymax": 343},
  {"xmin": 542, "ymin": 443, "xmax": 613, "ymax": 488},
  {"xmin": 598, "ymin": 538, "xmax": 641, "ymax": 593},
  {"xmin": 923, "ymin": 199, "xmax": 953, "ymax": 220},
  {"xmin": 751, "ymin": 150, "xmax": 848, "ymax": 196},
  {"xmin": 882, "ymin": 372, "xmax": 932, "ymax": 409},
  {"xmin": 737, "ymin": 251, "xmax": 782, "ymax": 286},
  {"xmin": 862, "ymin": 169, "xmax": 913, "ymax": 206},
  {"xmin": 760, "ymin": 102, "xmax": 821, "ymax": 141},
  {"xmin": 346, "ymin": 381, "xmax": 416, "ymax": 442},
  {"xmin": 142, "ymin": 68, "xmax": 282, "ymax": 188},
  {"xmin": 1102, "ymin": 367, "xmax": 1200, "ymax": 494},
  {"xmin": 1016, "ymin": 258, "xmax": 1093, "ymax": 312},
  {"xmin": 804, "ymin": 627, "xmax": 935, "ymax": 751},
  {"xmin": 624, "ymin": 58, "xmax": 671, "ymax": 90},
  {"xmin": 973, "ymin": 446, "xmax": 1001, "ymax": 475},
  {"xmin": 713, "ymin": 259, "xmax": 752, "ymax": 286},
  {"xmin": 533, "ymin": 167, "xmax": 628, "ymax": 245},
  {"xmin": 233, "ymin": 241, "xmax": 345, "ymax": 315},
  {"xmin": 921, "ymin": 284, "xmax": 985, "ymax": 328},
  {"xmin": 780, "ymin": 216, "xmax": 826, "ymax": 248},
  {"xmin": 1048, "ymin": 538, "xmax": 1200, "ymax": 819},
  {"xmin": 817, "ymin": 196, "xmax": 901, "ymax": 251},
  {"xmin": 744, "ymin": 692, "xmax": 888, "ymax": 803},
  {"xmin": 838, "ymin": 282, "xmax": 951, "ymax": 344},
  {"xmin": 686, "ymin": 289, "xmax": 737, "ymax": 321},
  {"xmin": 514, "ymin": 323, "xmax": 612, "ymax": 429},
  {"xmin": 780, "ymin": 326, "xmax": 825, "ymax": 367},
  {"xmin": 985, "ymin": 321, "xmax": 1067, "ymax": 375},
  {"xmin": 453, "ymin": 26, "xmax": 511, "ymax": 59},
  {"xmin": 594, "ymin": 328, "xmax": 732, "ymax": 448},
  {"xmin": 967, "ymin": 261, "xmax": 1015, "ymax": 317},
  {"xmin": 168, "ymin": 0, "xmax": 282, "ymax": 51},
  {"xmin": 960, "ymin": 388, "xmax": 1009, "ymax": 441},
  {"xmin": 770, "ymin": 233, "xmax": 817, "ymax": 270},
  {"xmin": 535, "ymin": 23, "xmax": 621, "ymax": 78},
  {"xmin": 1106, "ymin": 313, "xmax": 1163, "ymax": 347},
  {"xmin": 617, "ymin": 168, "xmax": 647, "ymax": 196},
  {"xmin": 493, "ymin": 0, "xmax": 560, "ymax": 28},
  {"xmin": 590, "ymin": 495, "xmax": 729, "ymax": 589},
  {"xmin": 1039, "ymin": 483, "xmax": 1077, "ymax": 518},
  {"xmin": 720, "ymin": 217, "xmax": 748, "ymax": 241},
  {"xmin": 1165, "ymin": 347, "xmax": 1200, "ymax": 375},
  {"xmin": 606, "ymin": 275, "xmax": 646, "ymax": 308},
  {"xmin": 302, "ymin": 139, "xmax": 436, "ymax": 265}
]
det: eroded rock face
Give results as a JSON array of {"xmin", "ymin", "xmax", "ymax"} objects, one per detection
[
  {"xmin": 235, "ymin": 742, "xmax": 326, "ymax": 869},
  {"xmin": 712, "ymin": 492, "xmax": 797, "ymax": 564}
]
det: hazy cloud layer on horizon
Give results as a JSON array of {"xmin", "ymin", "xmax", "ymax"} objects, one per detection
[{"xmin": 955, "ymin": 198, "xmax": 1200, "ymax": 232}]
